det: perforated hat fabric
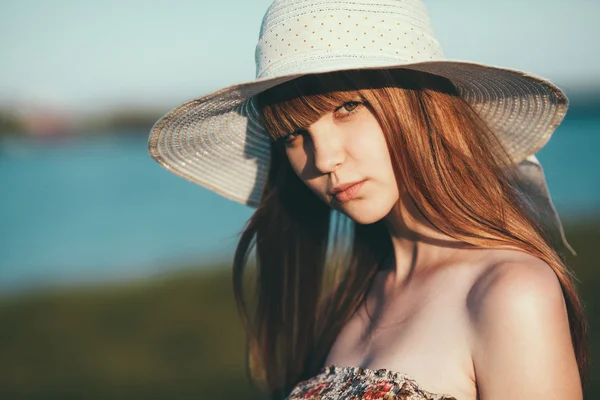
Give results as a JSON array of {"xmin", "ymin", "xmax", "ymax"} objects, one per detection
[{"xmin": 147, "ymin": 0, "xmax": 574, "ymax": 253}]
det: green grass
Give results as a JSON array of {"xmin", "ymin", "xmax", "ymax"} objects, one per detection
[
  {"xmin": 0, "ymin": 219, "xmax": 598, "ymax": 399},
  {"xmin": 0, "ymin": 267, "xmax": 265, "ymax": 399}
]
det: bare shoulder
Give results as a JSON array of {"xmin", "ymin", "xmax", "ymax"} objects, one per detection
[
  {"xmin": 464, "ymin": 250, "xmax": 582, "ymax": 399},
  {"xmin": 466, "ymin": 250, "xmax": 565, "ymax": 320}
]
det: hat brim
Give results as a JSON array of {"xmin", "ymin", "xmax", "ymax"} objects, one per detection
[{"xmin": 148, "ymin": 59, "xmax": 567, "ymax": 207}]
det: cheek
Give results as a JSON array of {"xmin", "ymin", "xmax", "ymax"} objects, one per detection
[
  {"xmin": 349, "ymin": 122, "xmax": 395, "ymax": 179},
  {"xmin": 285, "ymin": 148, "xmax": 305, "ymax": 175},
  {"xmin": 285, "ymin": 147, "xmax": 327, "ymax": 197},
  {"xmin": 344, "ymin": 124, "xmax": 400, "ymax": 219}
]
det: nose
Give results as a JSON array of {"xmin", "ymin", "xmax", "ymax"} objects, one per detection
[{"xmin": 310, "ymin": 119, "xmax": 345, "ymax": 174}]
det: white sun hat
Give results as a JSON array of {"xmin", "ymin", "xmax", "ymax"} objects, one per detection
[{"xmin": 147, "ymin": 0, "xmax": 574, "ymax": 254}]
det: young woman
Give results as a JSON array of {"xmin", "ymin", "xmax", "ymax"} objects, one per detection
[{"xmin": 148, "ymin": 1, "xmax": 589, "ymax": 399}]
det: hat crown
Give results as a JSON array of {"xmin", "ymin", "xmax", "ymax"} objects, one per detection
[{"xmin": 254, "ymin": 0, "xmax": 445, "ymax": 79}]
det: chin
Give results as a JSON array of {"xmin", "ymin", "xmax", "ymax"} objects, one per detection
[{"xmin": 336, "ymin": 197, "xmax": 396, "ymax": 225}]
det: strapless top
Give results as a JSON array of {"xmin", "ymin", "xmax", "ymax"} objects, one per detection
[{"xmin": 286, "ymin": 365, "xmax": 458, "ymax": 400}]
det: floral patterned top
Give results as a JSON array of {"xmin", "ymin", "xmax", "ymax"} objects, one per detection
[{"xmin": 286, "ymin": 365, "xmax": 458, "ymax": 400}]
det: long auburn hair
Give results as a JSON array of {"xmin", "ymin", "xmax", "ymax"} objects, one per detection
[{"xmin": 232, "ymin": 68, "xmax": 589, "ymax": 398}]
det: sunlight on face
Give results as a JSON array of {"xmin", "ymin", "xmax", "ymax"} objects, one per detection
[{"xmin": 283, "ymin": 100, "xmax": 400, "ymax": 224}]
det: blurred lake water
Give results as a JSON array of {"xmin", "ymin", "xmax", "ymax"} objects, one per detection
[{"xmin": 0, "ymin": 115, "xmax": 598, "ymax": 292}]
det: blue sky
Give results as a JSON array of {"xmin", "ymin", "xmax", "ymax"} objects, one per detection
[{"xmin": 1, "ymin": 0, "xmax": 599, "ymax": 113}]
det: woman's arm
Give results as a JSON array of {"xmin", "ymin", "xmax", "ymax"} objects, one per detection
[{"xmin": 468, "ymin": 258, "xmax": 582, "ymax": 399}]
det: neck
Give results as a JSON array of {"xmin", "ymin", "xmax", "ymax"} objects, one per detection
[{"xmin": 381, "ymin": 191, "xmax": 473, "ymax": 285}]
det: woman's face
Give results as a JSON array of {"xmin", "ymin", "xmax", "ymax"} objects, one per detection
[{"xmin": 282, "ymin": 99, "xmax": 400, "ymax": 224}]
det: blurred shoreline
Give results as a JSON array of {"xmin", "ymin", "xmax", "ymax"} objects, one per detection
[{"xmin": 0, "ymin": 106, "xmax": 165, "ymax": 139}]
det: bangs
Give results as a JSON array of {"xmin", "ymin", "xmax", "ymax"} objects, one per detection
[
  {"xmin": 256, "ymin": 73, "xmax": 367, "ymax": 141},
  {"xmin": 255, "ymin": 68, "xmax": 460, "ymax": 141}
]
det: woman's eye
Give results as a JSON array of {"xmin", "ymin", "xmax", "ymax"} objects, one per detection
[
  {"xmin": 335, "ymin": 101, "xmax": 362, "ymax": 117},
  {"xmin": 342, "ymin": 101, "xmax": 360, "ymax": 112}
]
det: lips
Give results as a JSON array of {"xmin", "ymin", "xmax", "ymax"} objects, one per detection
[{"xmin": 332, "ymin": 180, "xmax": 366, "ymax": 203}]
